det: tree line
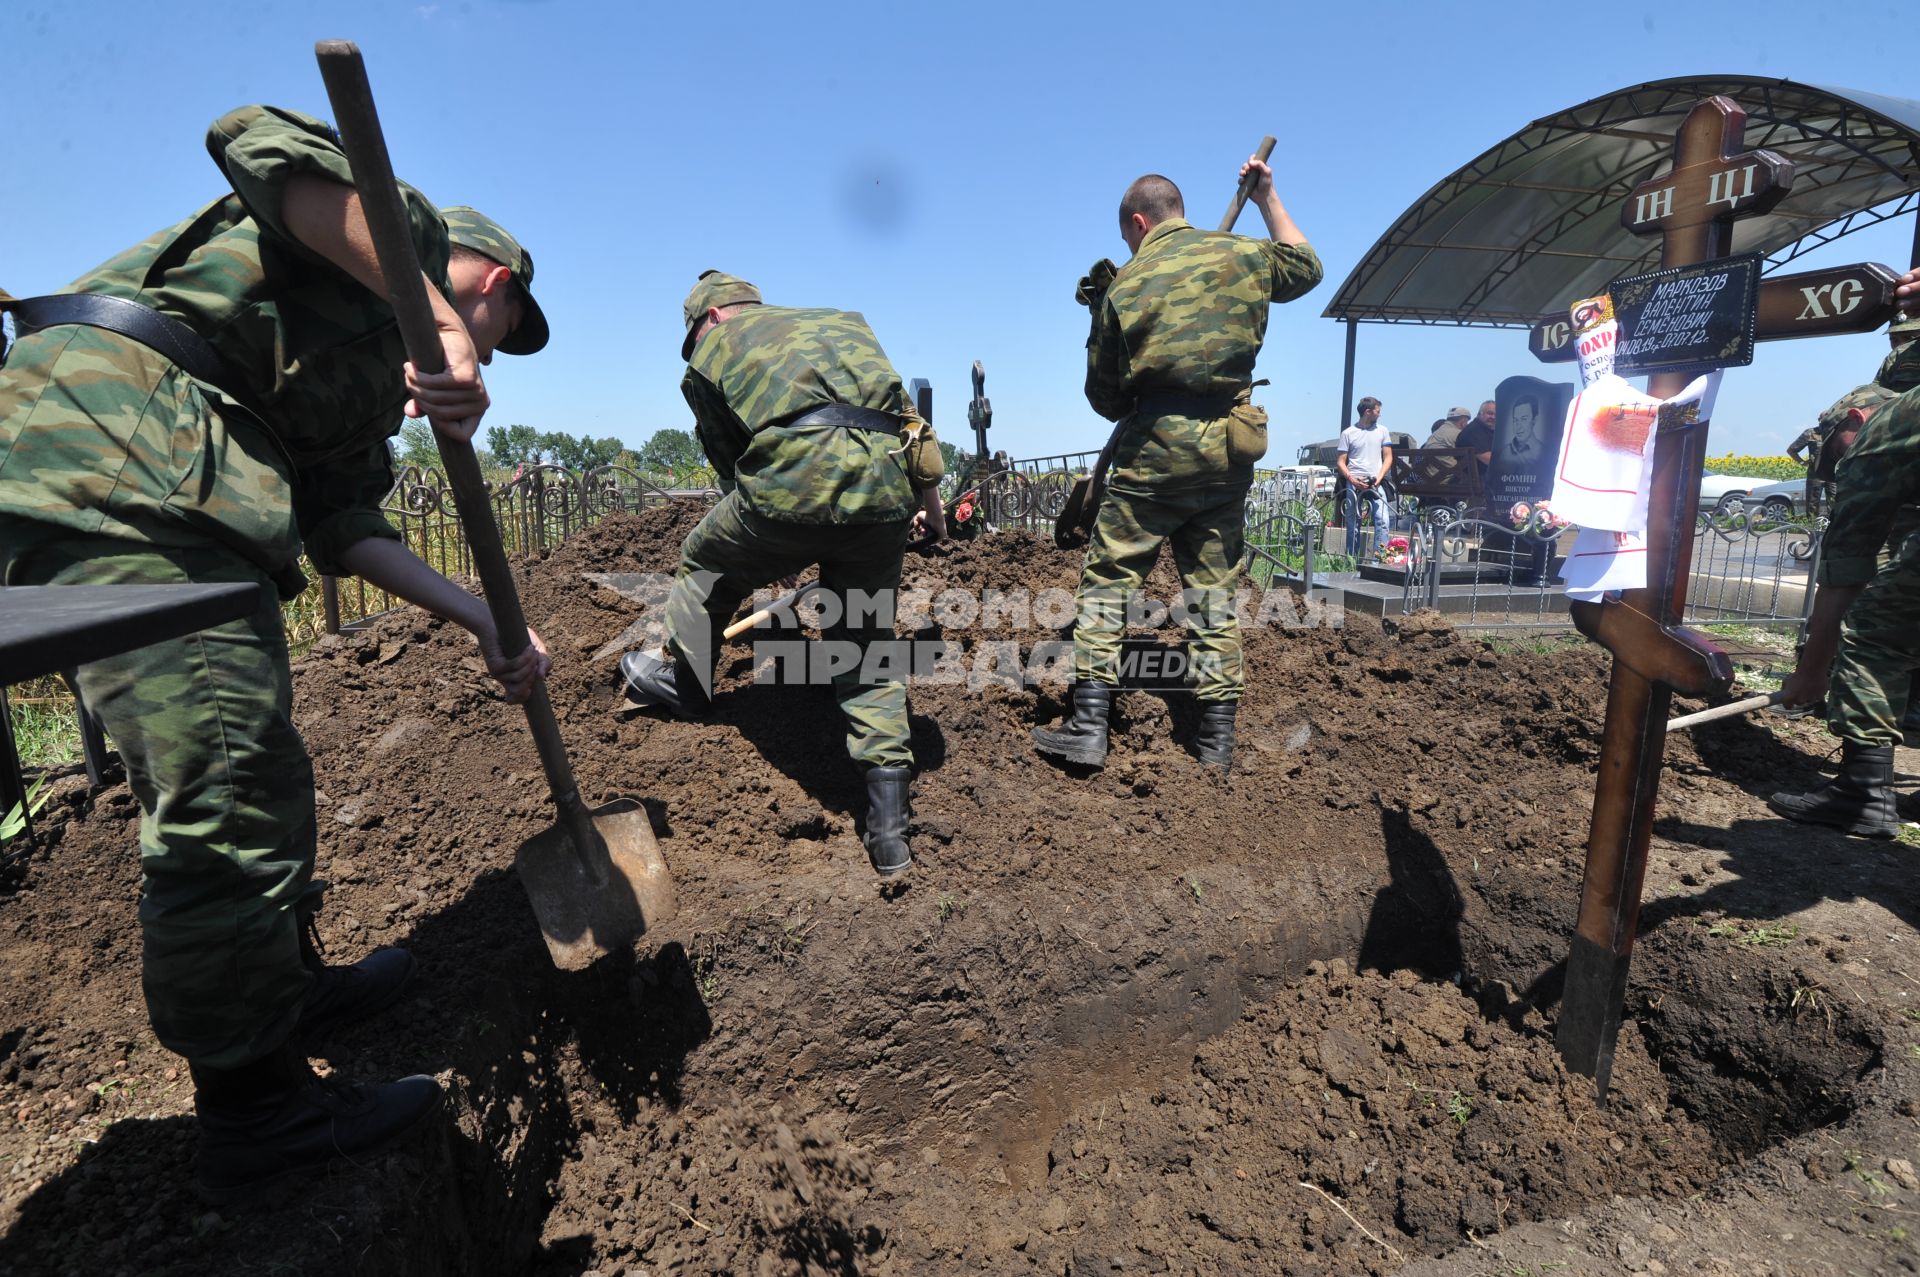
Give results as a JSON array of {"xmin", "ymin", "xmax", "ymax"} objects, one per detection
[
  {"xmin": 395, "ymin": 423, "xmax": 975, "ymax": 485},
  {"xmin": 394, "ymin": 421, "xmax": 708, "ymax": 478}
]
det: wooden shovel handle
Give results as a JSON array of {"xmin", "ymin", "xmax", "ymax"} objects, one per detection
[
  {"xmin": 723, "ymin": 581, "xmax": 819, "ymax": 641},
  {"xmin": 1665, "ymin": 690, "xmax": 1785, "ymax": 731},
  {"xmin": 315, "ymin": 41, "xmax": 594, "ymax": 843},
  {"xmin": 1219, "ymin": 136, "xmax": 1277, "ymax": 233}
]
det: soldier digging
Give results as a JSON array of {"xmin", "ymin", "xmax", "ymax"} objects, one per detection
[
  {"xmin": 620, "ymin": 272, "xmax": 947, "ymax": 877},
  {"xmin": 1033, "ymin": 153, "xmax": 1322, "ymax": 774},
  {"xmin": 0, "ymin": 106, "xmax": 551, "ymax": 1199}
]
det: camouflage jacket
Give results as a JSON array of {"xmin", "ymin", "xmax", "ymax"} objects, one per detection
[
  {"xmin": 0, "ymin": 105, "xmax": 449, "ymax": 581},
  {"xmin": 1085, "ymin": 218, "xmax": 1322, "ymax": 490},
  {"xmin": 1820, "ymin": 343, "xmax": 1920, "ymax": 587},
  {"xmin": 681, "ymin": 305, "xmax": 919, "ymax": 525}
]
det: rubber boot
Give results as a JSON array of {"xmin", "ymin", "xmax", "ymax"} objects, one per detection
[
  {"xmin": 191, "ymin": 1045, "xmax": 443, "ymax": 1204},
  {"xmin": 292, "ymin": 880, "xmax": 414, "ymax": 1051},
  {"xmin": 1768, "ymin": 741, "xmax": 1900, "ymax": 839},
  {"xmin": 619, "ymin": 647, "xmax": 712, "ymax": 719},
  {"xmin": 862, "ymin": 766, "xmax": 913, "ymax": 877},
  {"xmin": 1191, "ymin": 701, "xmax": 1238, "ymax": 775},
  {"xmin": 1031, "ymin": 682, "xmax": 1112, "ymax": 767}
]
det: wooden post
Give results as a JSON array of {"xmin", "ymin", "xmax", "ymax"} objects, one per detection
[
  {"xmin": 1339, "ymin": 318, "xmax": 1357, "ymax": 438},
  {"xmin": 1556, "ymin": 97, "xmax": 1793, "ymax": 1096}
]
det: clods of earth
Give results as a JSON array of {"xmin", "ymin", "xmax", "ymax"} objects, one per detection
[{"xmin": 3, "ymin": 502, "xmax": 1917, "ymax": 1276}]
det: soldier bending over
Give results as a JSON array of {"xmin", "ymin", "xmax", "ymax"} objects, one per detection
[
  {"xmin": 0, "ymin": 106, "xmax": 551, "ymax": 1198},
  {"xmin": 621, "ymin": 272, "xmax": 945, "ymax": 877}
]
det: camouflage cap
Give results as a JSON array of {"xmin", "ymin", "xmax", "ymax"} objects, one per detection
[
  {"xmin": 682, "ymin": 270, "xmax": 762, "ymax": 360},
  {"xmin": 1891, "ymin": 311, "xmax": 1920, "ymax": 337},
  {"xmin": 1817, "ymin": 381, "xmax": 1897, "ymax": 429},
  {"xmin": 441, "ymin": 206, "xmax": 549, "ymax": 356}
]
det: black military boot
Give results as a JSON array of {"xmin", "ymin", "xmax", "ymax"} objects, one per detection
[
  {"xmin": 1768, "ymin": 741, "xmax": 1900, "ymax": 839},
  {"xmin": 1031, "ymin": 682, "xmax": 1112, "ymax": 767},
  {"xmin": 619, "ymin": 647, "xmax": 712, "ymax": 719},
  {"xmin": 292, "ymin": 880, "xmax": 414, "ymax": 1051},
  {"xmin": 190, "ymin": 1045, "xmax": 443, "ymax": 1204},
  {"xmin": 1190, "ymin": 701, "xmax": 1238, "ymax": 774},
  {"xmin": 862, "ymin": 766, "xmax": 913, "ymax": 877}
]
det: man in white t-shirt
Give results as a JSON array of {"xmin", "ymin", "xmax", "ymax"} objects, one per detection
[{"xmin": 1337, "ymin": 397, "xmax": 1394, "ymax": 557}]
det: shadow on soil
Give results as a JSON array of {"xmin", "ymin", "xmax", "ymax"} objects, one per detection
[{"xmin": 1641, "ymin": 815, "xmax": 1919, "ymax": 936}]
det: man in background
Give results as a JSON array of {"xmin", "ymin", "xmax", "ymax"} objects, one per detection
[{"xmin": 1337, "ymin": 396, "xmax": 1393, "ymax": 557}]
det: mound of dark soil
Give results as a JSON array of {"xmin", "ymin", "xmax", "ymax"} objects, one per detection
[{"xmin": 0, "ymin": 504, "xmax": 1898, "ymax": 1277}]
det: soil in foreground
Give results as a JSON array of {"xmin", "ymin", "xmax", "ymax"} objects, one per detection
[{"xmin": 0, "ymin": 505, "xmax": 1910, "ymax": 1276}]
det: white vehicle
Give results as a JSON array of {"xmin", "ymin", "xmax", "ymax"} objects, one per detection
[
  {"xmin": 1698, "ymin": 472, "xmax": 1775, "ymax": 514},
  {"xmin": 1274, "ymin": 464, "xmax": 1336, "ymax": 497}
]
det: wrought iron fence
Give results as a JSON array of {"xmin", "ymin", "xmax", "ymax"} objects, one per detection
[
  {"xmin": 1268, "ymin": 501, "xmax": 1824, "ymax": 634},
  {"xmin": 292, "ymin": 462, "xmax": 712, "ymax": 651}
]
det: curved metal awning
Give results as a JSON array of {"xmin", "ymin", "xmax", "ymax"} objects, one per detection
[{"xmin": 1324, "ymin": 76, "xmax": 1920, "ymax": 329}]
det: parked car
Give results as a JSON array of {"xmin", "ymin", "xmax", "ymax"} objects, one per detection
[
  {"xmin": 1698, "ymin": 472, "xmax": 1775, "ymax": 513},
  {"xmin": 1740, "ymin": 479, "xmax": 1809, "ymax": 522},
  {"xmin": 1274, "ymin": 464, "xmax": 1336, "ymax": 496}
]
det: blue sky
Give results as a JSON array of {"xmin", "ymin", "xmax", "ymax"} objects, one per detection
[{"xmin": 4, "ymin": 0, "xmax": 1914, "ymax": 465}]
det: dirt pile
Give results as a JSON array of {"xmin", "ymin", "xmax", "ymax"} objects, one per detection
[{"xmin": 0, "ymin": 504, "xmax": 1902, "ymax": 1276}]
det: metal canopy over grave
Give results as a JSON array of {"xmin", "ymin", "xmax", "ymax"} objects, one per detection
[
  {"xmin": 1326, "ymin": 76, "xmax": 1920, "ymax": 327},
  {"xmin": 1319, "ymin": 76, "xmax": 1920, "ymax": 423}
]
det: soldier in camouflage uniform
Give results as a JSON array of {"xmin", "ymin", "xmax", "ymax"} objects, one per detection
[
  {"xmin": 1033, "ymin": 155, "xmax": 1322, "ymax": 773},
  {"xmin": 619, "ymin": 272, "xmax": 946, "ymax": 877},
  {"xmin": 1771, "ymin": 287, "xmax": 1920, "ymax": 838},
  {"xmin": 0, "ymin": 105, "xmax": 550, "ymax": 1199}
]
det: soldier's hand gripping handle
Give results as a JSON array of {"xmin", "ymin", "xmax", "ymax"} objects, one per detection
[
  {"xmin": 1221, "ymin": 135, "xmax": 1278, "ymax": 232},
  {"xmin": 1075, "ymin": 257, "xmax": 1119, "ymax": 308}
]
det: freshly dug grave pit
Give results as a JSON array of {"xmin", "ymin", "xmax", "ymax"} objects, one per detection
[{"xmin": 0, "ymin": 506, "xmax": 1903, "ymax": 1277}]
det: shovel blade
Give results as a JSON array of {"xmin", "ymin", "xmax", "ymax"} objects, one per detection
[{"xmin": 513, "ymin": 799, "xmax": 677, "ymax": 971}]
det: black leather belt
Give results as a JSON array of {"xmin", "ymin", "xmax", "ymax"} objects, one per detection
[
  {"xmin": 1132, "ymin": 388, "xmax": 1236, "ymax": 418},
  {"xmin": 7, "ymin": 294, "xmax": 243, "ymax": 395},
  {"xmin": 4, "ymin": 292, "xmax": 289, "ymax": 469},
  {"xmin": 785, "ymin": 403, "xmax": 903, "ymax": 435}
]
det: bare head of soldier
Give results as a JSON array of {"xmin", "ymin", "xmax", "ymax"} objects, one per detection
[{"xmin": 1118, "ymin": 175, "xmax": 1184, "ymax": 256}]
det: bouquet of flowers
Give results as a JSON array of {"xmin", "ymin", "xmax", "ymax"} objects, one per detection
[
  {"xmin": 1509, "ymin": 500, "xmax": 1572, "ymax": 534},
  {"xmin": 947, "ymin": 489, "xmax": 983, "ymax": 540},
  {"xmin": 1381, "ymin": 536, "xmax": 1411, "ymax": 567}
]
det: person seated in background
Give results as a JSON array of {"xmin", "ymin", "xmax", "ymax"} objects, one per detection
[{"xmin": 1425, "ymin": 407, "xmax": 1468, "ymax": 451}]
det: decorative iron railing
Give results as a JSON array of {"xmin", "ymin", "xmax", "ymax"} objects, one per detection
[{"xmin": 292, "ymin": 462, "xmax": 711, "ymax": 651}]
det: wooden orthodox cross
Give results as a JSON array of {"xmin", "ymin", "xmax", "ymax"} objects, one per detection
[{"xmin": 1554, "ymin": 97, "xmax": 1795, "ymax": 1096}]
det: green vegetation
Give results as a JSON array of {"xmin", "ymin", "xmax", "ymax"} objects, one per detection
[
  {"xmin": 1483, "ymin": 633, "xmax": 1587, "ymax": 656},
  {"xmin": 1445, "ymin": 1091, "xmax": 1474, "ymax": 1127},
  {"xmin": 1703, "ymin": 453, "xmax": 1802, "ymax": 481},
  {"xmin": 1705, "ymin": 920, "xmax": 1800, "ymax": 947},
  {"xmin": 2, "ymin": 779, "xmax": 52, "ymax": 844},
  {"xmin": 6, "ymin": 684, "xmax": 83, "ymax": 770}
]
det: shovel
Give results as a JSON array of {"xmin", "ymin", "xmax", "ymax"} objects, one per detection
[
  {"xmin": 716, "ymin": 534, "xmax": 944, "ymax": 643},
  {"xmin": 1665, "ymin": 689, "xmax": 1786, "ymax": 731},
  {"xmin": 316, "ymin": 41, "xmax": 674, "ymax": 970}
]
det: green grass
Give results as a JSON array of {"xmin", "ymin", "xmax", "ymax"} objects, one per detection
[
  {"xmin": 1696, "ymin": 623, "xmax": 1800, "ymax": 657},
  {"xmin": 7, "ymin": 690, "xmax": 83, "ymax": 770},
  {"xmin": 1484, "ymin": 633, "xmax": 1588, "ymax": 656},
  {"xmin": 1705, "ymin": 920, "xmax": 1801, "ymax": 947}
]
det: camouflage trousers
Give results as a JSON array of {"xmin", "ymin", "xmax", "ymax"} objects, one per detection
[
  {"xmin": 1829, "ymin": 512, "xmax": 1920, "ymax": 745},
  {"xmin": 664, "ymin": 492, "xmax": 914, "ymax": 769},
  {"xmin": 5, "ymin": 534, "xmax": 315, "ymax": 1068},
  {"xmin": 1070, "ymin": 481, "xmax": 1249, "ymax": 702}
]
